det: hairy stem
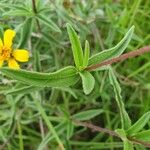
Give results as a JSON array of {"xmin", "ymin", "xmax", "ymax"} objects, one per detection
[
  {"xmin": 86, "ymin": 45, "xmax": 150, "ymax": 71},
  {"xmin": 74, "ymin": 120, "xmax": 150, "ymax": 148}
]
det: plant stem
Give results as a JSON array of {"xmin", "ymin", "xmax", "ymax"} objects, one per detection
[
  {"xmin": 74, "ymin": 120, "xmax": 150, "ymax": 148},
  {"xmin": 32, "ymin": 0, "xmax": 41, "ymax": 32},
  {"xmin": 86, "ymin": 45, "xmax": 150, "ymax": 71},
  {"xmin": 74, "ymin": 120, "xmax": 119, "ymax": 137}
]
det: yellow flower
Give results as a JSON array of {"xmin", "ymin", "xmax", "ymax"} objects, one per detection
[{"xmin": 0, "ymin": 29, "xmax": 29, "ymax": 69}]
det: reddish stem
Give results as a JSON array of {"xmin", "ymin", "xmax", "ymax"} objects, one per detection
[
  {"xmin": 86, "ymin": 45, "xmax": 150, "ymax": 71},
  {"xmin": 74, "ymin": 120, "xmax": 150, "ymax": 148}
]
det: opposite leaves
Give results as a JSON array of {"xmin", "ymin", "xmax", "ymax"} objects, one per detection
[{"xmin": 127, "ymin": 111, "xmax": 150, "ymax": 135}]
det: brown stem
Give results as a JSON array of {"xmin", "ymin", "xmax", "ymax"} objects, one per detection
[
  {"xmin": 74, "ymin": 120, "xmax": 150, "ymax": 148},
  {"xmin": 86, "ymin": 45, "xmax": 150, "ymax": 71},
  {"xmin": 74, "ymin": 120, "xmax": 119, "ymax": 137},
  {"xmin": 32, "ymin": 0, "xmax": 41, "ymax": 32},
  {"xmin": 32, "ymin": 0, "xmax": 37, "ymax": 13},
  {"xmin": 128, "ymin": 137, "xmax": 150, "ymax": 147}
]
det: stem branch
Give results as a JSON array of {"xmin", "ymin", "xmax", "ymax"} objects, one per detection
[
  {"xmin": 74, "ymin": 120, "xmax": 150, "ymax": 148},
  {"xmin": 86, "ymin": 45, "xmax": 150, "ymax": 71}
]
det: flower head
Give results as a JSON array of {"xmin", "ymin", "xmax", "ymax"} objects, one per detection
[{"xmin": 0, "ymin": 29, "xmax": 29, "ymax": 69}]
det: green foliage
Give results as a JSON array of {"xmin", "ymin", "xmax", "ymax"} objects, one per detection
[
  {"xmin": 72, "ymin": 109, "xmax": 103, "ymax": 121},
  {"xmin": 89, "ymin": 26, "xmax": 134, "ymax": 65},
  {"xmin": 109, "ymin": 68, "xmax": 131, "ymax": 129},
  {"xmin": 0, "ymin": 66, "xmax": 79, "ymax": 87},
  {"xmin": 127, "ymin": 111, "xmax": 150, "ymax": 135},
  {"xmin": 115, "ymin": 129, "xmax": 134, "ymax": 150},
  {"xmin": 37, "ymin": 14, "xmax": 61, "ymax": 32},
  {"xmin": 79, "ymin": 71, "xmax": 95, "ymax": 95},
  {"xmin": 18, "ymin": 17, "xmax": 33, "ymax": 48},
  {"xmin": 83, "ymin": 40, "xmax": 90, "ymax": 68},
  {"xmin": 67, "ymin": 23, "xmax": 84, "ymax": 70},
  {"xmin": 5, "ymin": 85, "xmax": 41, "ymax": 95},
  {"xmin": 132, "ymin": 130, "xmax": 150, "ymax": 141}
]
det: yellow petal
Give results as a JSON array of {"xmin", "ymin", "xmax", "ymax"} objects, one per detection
[
  {"xmin": 0, "ymin": 38, "xmax": 3, "ymax": 47},
  {"xmin": 0, "ymin": 38, "xmax": 3, "ymax": 53},
  {"xmin": 8, "ymin": 58, "xmax": 20, "ymax": 69},
  {"xmin": 0, "ymin": 58, "xmax": 4, "ymax": 67},
  {"xmin": 13, "ymin": 49, "xmax": 29, "ymax": 62},
  {"xmin": 4, "ymin": 29, "xmax": 16, "ymax": 48}
]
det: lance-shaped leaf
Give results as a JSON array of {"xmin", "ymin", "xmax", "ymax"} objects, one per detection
[
  {"xmin": 83, "ymin": 40, "xmax": 90, "ymax": 68},
  {"xmin": 18, "ymin": 17, "xmax": 33, "ymax": 48},
  {"xmin": 79, "ymin": 71, "xmax": 95, "ymax": 95},
  {"xmin": 67, "ymin": 23, "xmax": 83, "ymax": 70},
  {"xmin": 37, "ymin": 14, "xmax": 61, "ymax": 33},
  {"xmin": 127, "ymin": 111, "xmax": 150, "ymax": 135},
  {"xmin": 72, "ymin": 109, "xmax": 103, "ymax": 121},
  {"xmin": 5, "ymin": 85, "xmax": 41, "ymax": 95},
  {"xmin": 131, "ymin": 130, "xmax": 150, "ymax": 142},
  {"xmin": 0, "ymin": 66, "xmax": 79, "ymax": 87},
  {"xmin": 89, "ymin": 26, "xmax": 134, "ymax": 65},
  {"xmin": 109, "ymin": 68, "xmax": 131, "ymax": 129}
]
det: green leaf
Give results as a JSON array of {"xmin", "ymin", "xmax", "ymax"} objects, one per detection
[
  {"xmin": 2, "ymin": 4, "xmax": 32, "ymax": 17},
  {"xmin": 79, "ymin": 71, "xmax": 95, "ymax": 95},
  {"xmin": 115, "ymin": 129, "xmax": 127, "ymax": 141},
  {"xmin": 105, "ymin": 5, "xmax": 116, "ymax": 24},
  {"xmin": 89, "ymin": 26, "xmax": 134, "ymax": 65},
  {"xmin": 42, "ymin": 31, "xmax": 60, "ymax": 45},
  {"xmin": 0, "ymin": 66, "xmax": 79, "ymax": 87},
  {"xmin": 33, "ymin": 51, "xmax": 41, "ymax": 72},
  {"xmin": 132, "ymin": 130, "xmax": 150, "ymax": 141},
  {"xmin": 2, "ymin": 10, "xmax": 32, "ymax": 17},
  {"xmin": 5, "ymin": 85, "xmax": 41, "ymax": 95},
  {"xmin": 83, "ymin": 40, "xmax": 90, "ymax": 67},
  {"xmin": 127, "ymin": 111, "xmax": 150, "ymax": 135},
  {"xmin": 18, "ymin": 17, "xmax": 33, "ymax": 48},
  {"xmin": 66, "ymin": 121, "xmax": 74, "ymax": 139},
  {"xmin": 109, "ymin": 68, "xmax": 131, "ymax": 129},
  {"xmin": 72, "ymin": 109, "xmax": 103, "ymax": 121},
  {"xmin": 54, "ymin": 87, "xmax": 77, "ymax": 99},
  {"xmin": 37, "ymin": 14, "xmax": 61, "ymax": 33},
  {"xmin": 67, "ymin": 23, "xmax": 84, "ymax": 70},
  {"xmin": 123, "ymin": 140, "xmax": 134, "ymax": 150},
  {"xmin": 115, "ymin": 129, "xmax": 134, "ymax": 150}
]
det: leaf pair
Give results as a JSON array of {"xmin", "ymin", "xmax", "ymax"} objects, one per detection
[
  {"xmin": 67, "ymin": 24, "xmax": 94, "ymax": 94},
  {"xmin": 67, "ymin": 24, "xmax": 90, "ymax": 70},
  {"xmin": 127, "ymin": 111, "xmax": 150, "ymax": 142},
  {"xmin": 115, "ymin": 111, "xmax": 150, "ymax": 150},
  {"xmin": 67, "ymin": 23, "xmax": 134, "ymax": 94}
]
